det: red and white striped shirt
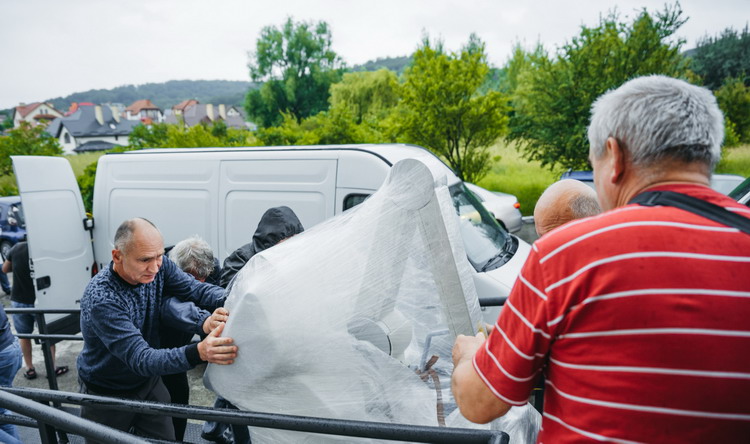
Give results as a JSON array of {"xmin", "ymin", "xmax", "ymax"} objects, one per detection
[{"xmin": 474, "ymin": 184, "xmax": 750, "ymax": 443}]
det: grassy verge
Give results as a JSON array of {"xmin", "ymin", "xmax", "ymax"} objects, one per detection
[
  {"xmin": 479, "ymin": 141, "xmax": 750, "ymax": 216},
  {"xmin": 716, "ymin": 144, "xmax": 750, "ymax": 176},
  {"xmin": 477, "ymin": 140, "xmax": 561, "ymax": 216}
]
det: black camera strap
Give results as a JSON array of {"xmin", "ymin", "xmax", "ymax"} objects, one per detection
[{"xmin": 629, "ymin": 190, "xmax": 750, "ymax": 236}]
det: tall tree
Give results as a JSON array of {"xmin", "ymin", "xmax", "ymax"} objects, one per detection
[
  {"xmin": 0, "ymin": 122, "xmax": 63, "ymax": 175},
  {"xmin": 715, "ymin": 77, "xmax": 750, "ymax": 145},
  {"xmin": 690, "ymin": 26, "xmax": 750, "ymax": 90},
  {"xmin": 329, "ymin": 69, "xmax": 400, "ymax": 124},
  {"xmin": 245, "ymin": 17, "xmax": 344, "ymax": 127},
  {"xmin": 397, "ymin": 35, "xmax": 510, "ymax": 183},
  {"xmin": 508, "ymin": 4, "xmax": 689, "ymax": 170}
]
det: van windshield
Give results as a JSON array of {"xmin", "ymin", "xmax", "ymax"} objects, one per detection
[{"xmin": 449, "ymin": 183, "xmax": 512, "ymax": 272}]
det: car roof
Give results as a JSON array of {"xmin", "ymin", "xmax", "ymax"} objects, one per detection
[
  {"xmin": 117, "ymin": 143, "xmax": 462, "ymax": 186},
  {"xmin": 0, "ymin": 196, "xmax": 21, "ymax": 205}
]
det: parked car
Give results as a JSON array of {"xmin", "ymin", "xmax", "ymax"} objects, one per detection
[
  {"xmin": 710, "ymin": 174, "xmax": 745, "ymax": 195},
  {"xmin": 0, "ymin": 196, "xmax": 26, "ymax": 258},
  {"xmin": 729, "ymin": 177, "xmax": 750, "ymax": 207},
  {"xmin": 560, "ymin": 170, "xmax": 745, "ymax": 196},
  {"xmin": 464, "ymin": 183, "xmax": 523, "ymax": 233}
]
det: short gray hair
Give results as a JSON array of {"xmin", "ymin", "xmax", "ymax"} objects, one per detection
[
  {"xmin": 570, "ymin": 193, "xmax": 601, "ymax": 220},
  {"xmin": 113, "ymin": 218, "xmax": 159, "ymax": 252},
  {"xmin": 588, "ymin": 75, "xmax": 724, "ymax": 169},
  {"xmin": 168, "ymin": 235, "xmax": 215, "ymax": 280}
]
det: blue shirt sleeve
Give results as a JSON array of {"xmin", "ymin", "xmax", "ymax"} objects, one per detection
[
  {"xmin": 161, "ymin": 297, "xmax": 210, "ymax": 335},
  {"xmin": 88, "ymin": 295, "xmax": 195, "ymax": 377}
]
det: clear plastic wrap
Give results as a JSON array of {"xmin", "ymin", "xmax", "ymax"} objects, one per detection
[{"xmin": 204, "ymin": 158, "xmax": 538, "ymax": 442}]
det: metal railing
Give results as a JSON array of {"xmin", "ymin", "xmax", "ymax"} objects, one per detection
[{"xmin": 1, "ymin": 387, "xmax": 509, "ymax": 444}]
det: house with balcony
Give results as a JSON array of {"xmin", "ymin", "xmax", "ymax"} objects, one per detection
[
  {"xmin": 46, "ymin": 104, "xmax": 140, "ymax": 154},
  {"xmin": 123, "ymin": 99, "xmax": 163, "ymax": 123},
  {"xmin": 12, "ymin": 102, "xmax": 64, "ymax": 128}
]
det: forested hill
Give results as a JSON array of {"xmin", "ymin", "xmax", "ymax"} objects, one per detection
[
  {"xmin": 26, "ymin": 56, "xmax": 411, "ymax": 114},
  {"xmin": 46, "ymin": 80, "xmax": 255, "ymax": 111}
]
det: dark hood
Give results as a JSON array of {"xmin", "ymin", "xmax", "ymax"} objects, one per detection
[
  {"xmin": 220, "ymin": 206, "xmax": 304, "ymax": 288},
  {"xmin": 250, "ymin": 206, "xmax": 305, "ymax": 254}
]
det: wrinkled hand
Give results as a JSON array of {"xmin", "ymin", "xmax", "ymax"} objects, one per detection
[
  {"xmin": 452, "ymin": 333, "xmax": 486, "ymax": 367},
  {"xmin": 203, "ymin": 307, "xmax": 229, "ymax": 334},
  {"xmin": 198, "ymin": 322, "xmax": 237, "ymax": 365}
]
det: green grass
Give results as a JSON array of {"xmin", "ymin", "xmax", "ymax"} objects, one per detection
[
  {"xmin": 477, "ymin": 142, "xmax": 750, "ymax": 216},
  {"xmin": 476, "ymin": 140, "xmax": 561, "ymax": 216},
  {"xmin": 716, "ymin": 144, "xmax": 750, "ymax": 176}
]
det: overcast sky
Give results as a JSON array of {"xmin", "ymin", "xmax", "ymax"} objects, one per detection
[{"xmin": 1, "ymin": 0, "xmax": 748, "ymax": 109}]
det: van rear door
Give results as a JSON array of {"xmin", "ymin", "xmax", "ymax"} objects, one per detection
[{"xmin": 11, "ymin": 156, "xmax": 95, "ymax": 316}]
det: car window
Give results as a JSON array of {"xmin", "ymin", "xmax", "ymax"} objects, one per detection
[
  {"xmin": 450, "ymin": 183, "xmax": 511, "ymax": 272},
  {"xmin": 343, "ymin": 194, "xmax": 371, "ymax": 211}
]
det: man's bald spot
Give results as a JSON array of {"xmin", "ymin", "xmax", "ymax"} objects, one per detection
[
  {"xmin": 113, "ymin": 217, "xmax": 162, "ymax": 253},
  {"xmin": 534, "ymin": 179, "xmax": 600, "ymax": 236}
]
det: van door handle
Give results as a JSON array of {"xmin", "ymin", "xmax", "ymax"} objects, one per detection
[{"xmin": 36, "ymin": 276, "xmax": 51, "ymax": 290}]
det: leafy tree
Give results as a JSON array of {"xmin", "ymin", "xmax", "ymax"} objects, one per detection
[
  {"xmin": 690, "ymin": 26, "xmax": 750, "ymax": 90},
  {"xmin": 329, "ymin": 69, "xmax": 400, "ymax": 124},
  {"xmin": 508, "ymin": 4, "xmax": 689, "ymax": 170},
  {"xmin": 0, "ymin": 113, "xmax": 12, "ymax": 131},
  {"xmin": 715, "ymin": 76, "xmax": 750, "ymax": 145},
  {"xmin": 0, "ymin": 122, "xmax": 63, "ymax": 174},
  {"xmin": 256, "ymin": 107, "xmax": 386, "ymax": 146},
  {"xmin": 127, "ymin": 122, "xmax": 257, "ymax": 149},
  {"xmin": 396, "ymin": 35, "xmax": 510, "ymax": 183},
  {"xmin": 77, "ymin": 160, "xmax": 98, "ymax": 213},
  {"xmin": 245, "ymin": 17, "xmax": 344, "ymax": 127}
]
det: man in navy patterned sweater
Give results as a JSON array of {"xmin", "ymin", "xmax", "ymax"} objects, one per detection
[{"xmin": 77, "ymin": 218, "xmax": 237, "ymax": 442}]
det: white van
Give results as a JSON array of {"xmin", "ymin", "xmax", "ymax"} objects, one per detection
[{"xmin": 12, "ymin": 144, "xmax": 529, "ymax": 322}]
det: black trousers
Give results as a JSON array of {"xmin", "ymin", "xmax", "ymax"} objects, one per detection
[
  {"xmin": 80, "ymin": 376, "xmax": 175, "ymax": 443},
  {"xmin": 162, "ymin": 372, "xmax": 189, "ymax": 441}
]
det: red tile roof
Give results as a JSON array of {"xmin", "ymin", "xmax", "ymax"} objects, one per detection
[
  {"xmin": 126, "ymin": 99, "xmax": 160, "ymax": 113},
  {"xmin": 16, "ymin": 103, "xmax": 42, "ymax": 118},
  {"xmin": 173, "ymin": 99, "xmax": 198, "ymax": 112}
]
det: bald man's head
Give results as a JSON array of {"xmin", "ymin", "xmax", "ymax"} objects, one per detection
[{"xmin": 534, "ymin": 179, "xmax": 601, "ymax": 236}]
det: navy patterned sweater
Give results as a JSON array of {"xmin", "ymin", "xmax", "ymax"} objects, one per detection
[{"xmin": 77, "ymin": 256, "xmax": 225, "ymax": 392}]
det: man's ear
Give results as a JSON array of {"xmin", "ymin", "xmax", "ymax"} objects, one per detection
[
  {"xmin": 606, "ymin": 137, "xmax": 626, "ymax": 184},
  {"xmin": 112, "ymin": 249, "xmax": 122, "ymax": 264}
]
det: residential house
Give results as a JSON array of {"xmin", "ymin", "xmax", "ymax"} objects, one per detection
[
  {"xmin": 124, "ymin": 99, "xmax": 163, "ymax": 123},
  {"xmin": 164, "ymin": 101, "xmax": 253, "ymax": 130},
  {"xmin": 172, "ymin": 99, "xmax": 198, "ymax": 116},
  {"xmin": 12, "ymin": 102, "xmax": 63, "ymax": 128},
  {"xmin": 46, "ymin": 104, "xmax": 140, "ymax": 154}
]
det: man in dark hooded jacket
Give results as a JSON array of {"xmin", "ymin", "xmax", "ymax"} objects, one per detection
[
  {"xmin": 202, "ymin": 206, "xmax": 304, "ymax": 444},
  {"xmin": 220, "ymin": 206, "xmax": 305, "ymax": 290}
]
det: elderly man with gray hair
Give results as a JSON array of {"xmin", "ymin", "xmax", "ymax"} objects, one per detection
[
  {"xmin": 160, "ymin": 235, "xmax": 225, "ymax": 442},
  {"xmin": 452, "ymin": 76, "xmax": 750, "ymax": 442},
  {"xmin": 77, "ymin": 219, "xmax": 236, "ymax": 442},
  {"xmin": 533, "ymin": 178, "xmax": 601, "ymax": 236}
]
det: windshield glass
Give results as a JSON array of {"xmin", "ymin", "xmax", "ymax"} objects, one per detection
[{"xmin": 449, "ymin": 183, "xmax": 511, "ymax": 272}]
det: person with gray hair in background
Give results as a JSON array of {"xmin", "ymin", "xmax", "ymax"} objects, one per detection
[
  {"xmin": 533, "ymin": 179, "xmax": 601, "ymax": 236},
  {"xmin": 452, "ymin": 76, "xmax": 750, "ymax": 442},
  {"xmin": 160, "ymin": 235, "xmax": 225, "ymax": 442}
]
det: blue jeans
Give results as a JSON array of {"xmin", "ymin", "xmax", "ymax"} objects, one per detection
[
  {"xmin": 10, "ymin": 301, "xmax": 35, "ymax": 334},
  {"xmin": 0, "ymin": 338, "xmax": 23, "ymax": 443}
]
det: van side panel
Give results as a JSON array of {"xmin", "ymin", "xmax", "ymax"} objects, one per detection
[
  {"xmin": 93, "ymin": 158, "xmax": 219, "ymax": 266},
  {"xmin": 219, "ymin": 159, "xmax": 337, "ymax": 258}
]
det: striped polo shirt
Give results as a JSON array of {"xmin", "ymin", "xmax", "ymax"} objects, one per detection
[{"xmin": 473, "ymin": 184, "xmax": 750, "ymax": 443}]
